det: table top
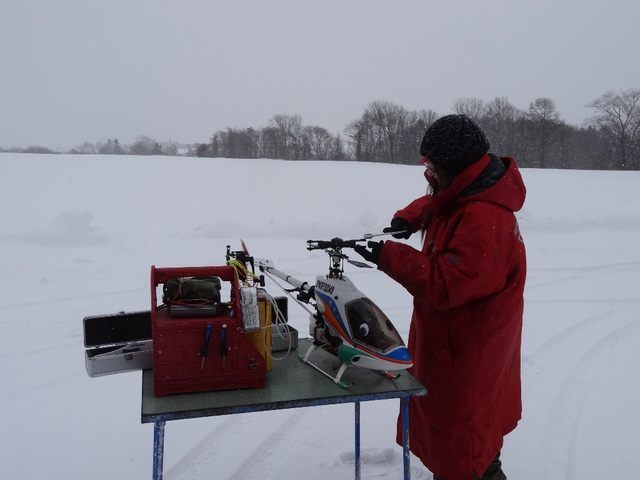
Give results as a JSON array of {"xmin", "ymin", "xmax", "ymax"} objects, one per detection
[{"xmin": 141, "ymin": 338, "xmax": 426, "ymax": 423}]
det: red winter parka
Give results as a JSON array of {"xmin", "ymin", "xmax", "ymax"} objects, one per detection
[{"xmin": 377, "ymin": 154, "xmax": 526, "ymax": 480}]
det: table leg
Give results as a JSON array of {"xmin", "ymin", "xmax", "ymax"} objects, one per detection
[
  {"xmin": 401, "ymin": 397, "xmax": 410, "ymax": 480},
  {"xmin": 153, "ymin": 421, "xmax": 166, "ymax": 480},
  {"xmin": 355, "ymin": 401, "xmax": 361, "ymax": 480}
]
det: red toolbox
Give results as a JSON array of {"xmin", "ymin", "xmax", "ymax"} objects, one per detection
[{"xmin": 151, "ymin": 265, "xmax": 266, "ymax": 397}]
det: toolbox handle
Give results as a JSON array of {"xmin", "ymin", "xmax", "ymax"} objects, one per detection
[{"xmin": 151, "ymin": 265, "xmax": 237, "ymax": 285}]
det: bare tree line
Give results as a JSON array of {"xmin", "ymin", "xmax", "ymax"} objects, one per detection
[
  {"xmin": 197, "ymin": 115, "xmax": 348, "ymax": 161},
  {"xmin": 195, "ymin": 88, "xmax": 640, "ymax": 170},
  {"xmin": 1, "ymin": 136, "xmax": 182, "ymax": 157},
  {"xmin": 5, "ymin": 88, "xmax": 638, "ymax": 170},
  {"xmin": 195, "ymin": 89, "xmax": 640, "ymax": 170},
  {"xmin": 455, "ymin": 91, "xmax": 640, "ymax": 170}
]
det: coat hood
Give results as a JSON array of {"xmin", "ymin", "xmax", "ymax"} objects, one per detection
[{"xmin": 426, "ymin": 154, "xmax": 526, "ymax": 216}]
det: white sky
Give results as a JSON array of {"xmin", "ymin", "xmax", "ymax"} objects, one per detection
[{"xmin": 1, "ymin": 0, "xmax": 638, "ymax": 150}]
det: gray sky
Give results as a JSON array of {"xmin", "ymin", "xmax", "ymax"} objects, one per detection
[{"xmin": 1, "ymin": 0, "xmax": 638, "ymax": 150}]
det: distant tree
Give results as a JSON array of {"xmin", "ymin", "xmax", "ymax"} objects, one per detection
[
  {"xmin": 586, "ymin": 88, "xmax": 640, "ymax": 169},
  {"xmin": 195, "ymin": 143, "xmax": 210, "ymax": 157},
  {"xmin": 453, "ymin": 97, "xmax": 487, "ymax": 121},
  {"xmin": 241, "ymin": 128, "xmax": 261, "ymax": 158},
  {"xmin": 22, "ymin": 145, "xmax": 58, "ymax": 154},
  {"xmin": 559, "ymin": 125, "xmax": 607, "ymax": 170},
  {"xmin": 97, "ymin": 139, "xmax": 116, "ymax": 155},
  {"xmin": 130, "ymin": 136, "xmax": 161, "ymax": 155},
  {"xmin": 113, "ymin": 139, "xmax": 125, "ymax": 154},
  {"xmin": 344, "ymin": 119, "xmax": 366, "ymax": 161},
  {"xmin": 70, "ymin": 142, "xmax": 97, "ymax": 154},
  {"xmin": 481, "ymin": 97, "xmax": 525, "ymax": 159},
  {"xmin": 416, "ymin": 109, "xmax": 440, "ymax": 128},
  {"xmin": 367, "ymin": 101, "xmax": 410, "ymax": 163},
  {"xmin": 259, "ymin": 126, "xmax": 279, "ymax": 159},
  {"xmin": 394, "ymin": 109, "xmax": 439, "ymax": 163},
  {"xmin": 207, "ymin": 128, "xmax": 259, "ymax": 158},
  {"xmin": 235, "ymin": 128, "xmax": 259, "ymax": 158},
  {"xmin": 162, "ymin": 142, "xmax": 178, "ymax": 156},
  {"xmin": 97, "ymin": 140, "xmax": 111, "ymax": 154},
  {"xmin": 526, "ymin": 97, "xmax": 562, "ymax": 168},
  {"xmin": 345, "ymin": 101, "xmax": 413, "ymax": 163},
  {"xmin": 329, "ymin": 134, "xmax": 348, "ymax": 160},
  {"xmin": 345, "ymin": 103, "xmax": 438, "ymax": 164},
  {"xmin": 303, "ymin": 126, "xmax": 334, "ymax": 160},
  {"xmin": 396, "ymin": 109, "xmax": 432, "ymax": 164},
  {"xmin": 265, "ymin": 114, "xmax": 304, "ymax": 160},
  {"xmin": 96, "ymin": 138, "xmax": 126, "ymax": 155}
]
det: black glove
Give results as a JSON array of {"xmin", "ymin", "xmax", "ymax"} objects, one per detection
[
  {"xmin": 353, "ymin": 240, "xmax": 384, "ymax": 265},
  {"xmin": 383, "ymin": 217, "xmax": 413, "ymax": 239}
]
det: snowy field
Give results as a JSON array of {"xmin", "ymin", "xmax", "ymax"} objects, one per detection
[{"xmin": 1, "ymin": 153, "xmax": 639, "ymax": 479}]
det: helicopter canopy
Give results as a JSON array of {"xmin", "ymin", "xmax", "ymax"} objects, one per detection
[{"xmin": 344, "ymin": 297, "xmax": 404, "ymax": 353}]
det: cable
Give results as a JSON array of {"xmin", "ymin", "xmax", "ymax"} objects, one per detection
[
  {"xmin": 227, "ymin": 258, "xmax": 261, "ymax": 286},
  {"xmin": 262, "ymin": 297, "xmax": 293, "ymax": 361}
]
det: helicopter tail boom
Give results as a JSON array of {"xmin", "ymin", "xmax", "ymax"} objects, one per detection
[{"xmin": 256, "ymin": 259, "xmax": 313, "ymax": 294}]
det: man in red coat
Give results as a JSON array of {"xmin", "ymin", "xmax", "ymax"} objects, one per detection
[{"xmin": 355, "ymin": 115, "xmax": 526, "ymax": 480}]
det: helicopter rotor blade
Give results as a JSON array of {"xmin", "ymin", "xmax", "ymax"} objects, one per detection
[
  {"xmin": 240, "ymin": 238, "xmax": 250, "ymax": 255},
  {"xmin": 346, "ymin": 259, "xmax": 373, "ymax": 269}
]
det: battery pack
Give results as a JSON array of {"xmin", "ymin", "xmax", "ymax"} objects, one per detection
[{"xmin": 240, "ymin": 286, "xmax": 260, "ymax": 331}]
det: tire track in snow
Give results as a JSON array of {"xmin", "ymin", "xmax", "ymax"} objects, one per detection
[
  {"xmin": 164, "ymin": 414, "xmax": 256, "ymax": 480},
  {"xmin": 534, "ymin": 316, "xmax": 640, "ymax": 479},
  {"xmin": 519, "ymin": 304, "xmax": 637, "ymax": 478},
  {"xmin": 223, "ymin": 406, "xmax": 328, "ymax": 480},
  {"xmin": 525, "ymin": 260, "xmax": 640, "ymax": 291},
  {"xmin": 337, "ymin": 447, "xmax": 433, "ymax": 479},
  {"xmin": 525, "ymin": 307, "xmax": 626, "ymax": 364},
  {"xmin": 166, "ymin": 407, "xmax": 327, "ymax": 480}
]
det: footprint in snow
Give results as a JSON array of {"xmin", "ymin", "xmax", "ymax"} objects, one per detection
[{"xmin": 339, "ymin": 447, "xmax": 432, "ymax": 478}]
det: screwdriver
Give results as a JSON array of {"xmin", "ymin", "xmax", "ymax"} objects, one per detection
[
  {"xmin": 200, "ymin": 324, "xmax": 212, "ymax": 371},
  {"xmin": 220, "ymin": 324, "xmax": 228, "ymax": 370}
]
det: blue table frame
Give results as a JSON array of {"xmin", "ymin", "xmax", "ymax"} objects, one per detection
[{"xmin": 141, "ymin": 338, "xmax": 426, "ymax": 480}]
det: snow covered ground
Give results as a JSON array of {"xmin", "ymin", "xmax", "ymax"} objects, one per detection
[{"xmin": 1, "ymin": 153, "xmax": 639, "ymax": 479}]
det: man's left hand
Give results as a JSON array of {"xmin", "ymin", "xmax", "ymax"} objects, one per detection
[{"xmin": 353, "ymin": 240, "xmax": 384, "ymax": 265}]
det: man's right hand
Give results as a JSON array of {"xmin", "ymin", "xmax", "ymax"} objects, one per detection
[{"xmin": 383, "ymin": 217, "xmax": 413, "ymax": 239}]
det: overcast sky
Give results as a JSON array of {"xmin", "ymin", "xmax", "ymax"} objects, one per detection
[{"xmin": 1, "ymin": 0, "xmax": 638, "ymax": 150}]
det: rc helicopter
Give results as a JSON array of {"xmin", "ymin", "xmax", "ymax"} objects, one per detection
[{"xmin": 255, "ymin": 235, "xmax": 412, "ymax": 388}]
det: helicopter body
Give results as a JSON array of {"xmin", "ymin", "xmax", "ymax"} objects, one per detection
[
  {"xmin": 312, "ymin": 274, "xmax": 412, "ymax": 372},
  {"xmin": 255, "ymin": 236, "xmax": 412, "ymax": 386}
]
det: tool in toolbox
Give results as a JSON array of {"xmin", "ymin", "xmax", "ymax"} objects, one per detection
[
  {"xmin": 220, "ymin": 324, "xmax": 227, "ymax": 370},
  {"xmin": 200, "ymin": 324, "xmax": 212, "ymax": 371}
]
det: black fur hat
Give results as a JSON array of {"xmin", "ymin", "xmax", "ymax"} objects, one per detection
[{"xmin": 420, "ymin": 114, "xmax": 490, "ymax": 175}]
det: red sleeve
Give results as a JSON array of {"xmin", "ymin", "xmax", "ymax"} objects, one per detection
[{"xmin": 378, "ymin": 203, "xmax": 516, "ymax": 310}]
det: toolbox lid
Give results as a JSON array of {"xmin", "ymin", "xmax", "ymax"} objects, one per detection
[{"xmin": 83, "ymin": 310, "xmax": 152, "ymax": 348}]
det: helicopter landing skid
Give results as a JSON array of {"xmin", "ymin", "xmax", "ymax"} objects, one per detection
[
  {"xmin": 299, "ymin": 344, "xmax": 351, "ymax": 389},
  {"xmin": 380, "ymin": 370, "xmax": 402, "ymax": 380}
]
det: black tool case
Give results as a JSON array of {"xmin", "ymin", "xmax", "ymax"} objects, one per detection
[{"xmin": 83, "ymin": 310, "xmax": 153, "ymax": 377}]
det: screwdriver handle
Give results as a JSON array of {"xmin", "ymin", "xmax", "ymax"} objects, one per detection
[
  {"xmin": 220, "ymin": 324, "xmax": 227, "ymax": 356},
  {"xmin": 200, "ymin": 324, "xmax": 212, "ymax": 357}
]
